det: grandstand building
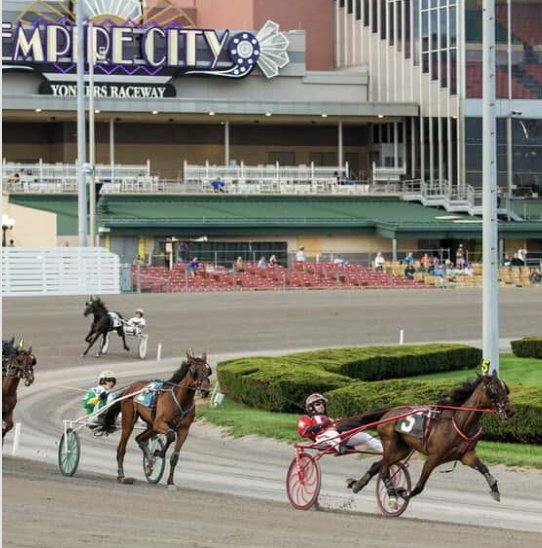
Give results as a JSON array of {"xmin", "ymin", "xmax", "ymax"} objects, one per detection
[{"xmin": 2, "ymin": 0, "xmax": 541, "ymax": 265}]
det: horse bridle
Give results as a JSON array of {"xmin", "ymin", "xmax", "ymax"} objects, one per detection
[
  {"xmin": 188, "ymin": 359, "xmax": 213, "ymax": 393},
  {"xmin": 484, "ymin": 378, "xmax": 510, "ymax": 418},
  {"xmin": 3, "ymin": 352, "xmax": 36, "ymax": 386}
]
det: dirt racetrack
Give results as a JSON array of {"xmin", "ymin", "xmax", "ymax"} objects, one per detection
[
  {"xmin": 3, "ymin": 457, "xmax": 541, "ymax": 548},
  {"xmin": 3, "ymin": 288, "xmax": 542, "ymax": 547},
  {"xmin": 3, "ymin": 287, "xmax": 542, "ymax": 366}
]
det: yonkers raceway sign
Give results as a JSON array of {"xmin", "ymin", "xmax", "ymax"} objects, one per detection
[{"xmin": 2, "ymin": 17, "xmax": 290, "ymax": 98}]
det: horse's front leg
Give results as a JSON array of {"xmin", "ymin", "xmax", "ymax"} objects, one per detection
[
  {"xmin": 2, "ymin": 418, "xmax": 14, "ymax": 445},
  {"xmin": 118, "ymin": 327, "xmax": 130, "ymax": 352},
  {"xmin": 461, "ymin": 450, "xmax": 501, "ymax": 502},
  {"xmin": 347, "ymin": 459, "xmax": 382, "ymax": 493},
  {"xmin": 84, "ymin": 326, "xmax": 94, "ymax": 343},
  {"xmin": 166, "ymin": 426, "xmax": 190, "ymax": 489},
  {"xmin": 82, "ymin": 332, "xmax": 101, "ymax": 357}
]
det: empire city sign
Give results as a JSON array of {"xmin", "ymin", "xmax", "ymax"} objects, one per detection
[{"xmin": 1, "ymin": 19, "xmax": 290, "ymax": 85}]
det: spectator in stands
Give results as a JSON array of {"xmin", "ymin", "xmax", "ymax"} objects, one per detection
[
  {"xmin": 374, "ymin": 251, "xmax": 385, "ymax": 271},
  {"xmin": 187, "ymin": 257, "xmax": 199, "ymax": 277},
  {"xmin": 257, "ymin": 256, "xmax": 266, "ymax": 268},
  {"xmin": 530, "ymin": 268, "xmax": 542, "ymax": 285},
  {"xmin": 455, "ymin": 244, "xmax": 465, "ymax": 268},
  {"xmin": 235, "ymin": 256, "xmax": 245, "ymax": 272},
  {"xmin": 296, "ymin": 247, "xmax": 306, "ymax": 263},
  {"xmin": 333, "ymin": 255, "xmax": 347, "ymax": 266},
  {"xmin": 502, "ymin": 253, "xmax": 512, "ymax": 267},
  {"xmin": 404, "ymin": 263, "xmax": 416, "ymax": 280},
  {"xmin": 404, "ymin": 252, "xmax": 415, "ymax": 265},
  {"xmin": 497, "ymin": 186, "xmax": 503, "ymax": 208},
  {"xmin": 462, "ymin": 263, "xmax": 474, "ymax": 276},
  {"xmin": 210, "ymin": 177, "xmax": 226, "ymax": 193},
  {"xmin": 8, "ymin": 240, "xmax": 15, "ymax": 247},
  {"xmin": 420, "ymin": 253, "xmax": 431, "ymax": 271},
  {"xmin": 510, "ymin": 253, "xmax": 523, "ymax": 267},
  {"xmin": 517, "ymin": 248, "xmax": 527, "ymax": 266},
  {"xmin": 341, "ymin": 171, "xmax": 353, "ymax": 185},
  {"xmin": 178, "ymin": 241, "xmax": 190, "ymax": 263},
  {"xmin": 332, "ymin": 171, "xmax": 341, "ymax": 185},
  {"xmin": 269, "ymin": 254, "xmax": 278, "ymax": 267}
]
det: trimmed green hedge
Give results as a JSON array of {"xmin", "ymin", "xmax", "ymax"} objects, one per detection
[
  {"xmin": 326, "ymin": 380, "xmax": 542, "ymax": 445},
  {"xmin": 511, "ymin": 337, "xmax": 542, "ymax": 359},
  {"xmin": 218, "ymin": 344, "xmax": 481, "ymax": 412}
]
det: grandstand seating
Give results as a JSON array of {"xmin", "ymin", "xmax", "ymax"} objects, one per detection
[
  {"xmin": 466, "ymin": 64, "xmax": 538, "ymax": 99},
  {"xmin": 496, "ymin": 3, "xmax": 542, "ymax": 49},
  {"xmin": 131, "ymin": 262, "xmax": 430, "ymax": 293}
]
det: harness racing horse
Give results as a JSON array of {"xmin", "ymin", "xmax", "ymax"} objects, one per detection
[
  {"xmin": 2, "ymin": 342, "xmax": 36, "ymax": 442},
  {"xmin": 346, "ymin": 372, "xmax": 514, "ymax": 509},
  {"xmin": 83, "ymin": 296, "xmax": 129, "ymax": 357},
  {"xmin": 95, "ymin": 352, "xmax": 212, "ymax": 487}
]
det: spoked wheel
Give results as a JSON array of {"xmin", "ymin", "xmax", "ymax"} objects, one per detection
[
  {"xmin": 143, "ymin": 436, "xmax": 166, "ymax": 484},
  {"xmin": 138, "ymin": 335, "xmax": 148, "ymax": 360},
  {"xmin": 100, "ymin": 333, "xmax": 110, "ymax": 355},
  {"xmin": 58, "ymin": 429, "xmax": 80, "ymax": 477},
  {"xmin": 286, "ymin": 453, "xmax": 321, "ymax": 510},
  {"xmin": 376, "ymin": 461, "xmax": 412, "ymax": 517}
]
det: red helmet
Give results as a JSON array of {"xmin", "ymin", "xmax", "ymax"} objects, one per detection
[{"xmin": 305, "ymin": 393, "xmax": 328, "ymax": 412}]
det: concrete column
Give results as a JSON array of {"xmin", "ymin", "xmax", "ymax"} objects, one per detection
[
  {"xmin": 392, "ymin": 238, "xmax": 398, "ymax": 262},
  {"xmin": 109, "ymin": 118, "xmax": 115, "ymax": 184},
  {"xmin": 338, "ymin": 121, "xmax": 344, "ymax": 168},
  {"xmin": 224, "ymin": 120, "xmax": 230, "ymax": 166}
]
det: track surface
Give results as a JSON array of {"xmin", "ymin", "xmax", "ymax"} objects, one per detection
[{"xmin": 3, "ymin": 289, "xmax": 542, "ymax": 547}]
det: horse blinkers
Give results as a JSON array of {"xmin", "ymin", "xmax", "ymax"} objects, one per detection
[{"xmin": 189, "ymin": 358, "xmax": 212, "ymax": 397}]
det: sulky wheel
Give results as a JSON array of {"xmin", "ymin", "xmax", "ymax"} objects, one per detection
[
  {"xmin": 138, "ymin": 335, "xmax": 148, "ymax": 360},
  {"xmin": 286, "ymin": 453, "xmax": 321, "ymax": 510},
  {"xmin": 58, "ymin": 429, "xmax": 80, "ymax": 477},
  {"xmin": 376, "ymin": 461, "xmax": 412, "ymax": 517},
  {"xmin": 143, "ymin": 436, "xmax": 166, "ymax": 484}
]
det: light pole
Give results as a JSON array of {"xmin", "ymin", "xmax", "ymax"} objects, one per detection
[{"xmin": 2, "ymin": 214, "xmax": 16, "ymax": 246}]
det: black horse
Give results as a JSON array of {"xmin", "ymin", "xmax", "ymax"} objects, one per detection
[{"xmin": 83, "ymin": 297, "xmax": 130, "ymax": 357}]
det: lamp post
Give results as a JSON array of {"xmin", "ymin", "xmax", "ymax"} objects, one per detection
[{"xmin": 2, "ymin": 214, "xmax": 16, "ymax": 246}]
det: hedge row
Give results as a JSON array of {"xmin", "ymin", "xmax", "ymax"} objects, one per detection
[
  {"xmin": 217, "ymin": 344, "xmax": 481, "ymax": 412},
  {"xmin": 511, "ymin": 337, "xmax": 542, "ymax": 359},
  {"xmin": 326, "ymin": 380, "xmax": 542, "ymax": 445}
]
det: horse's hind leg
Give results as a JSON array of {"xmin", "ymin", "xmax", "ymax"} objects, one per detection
[
  {"xmin": 166, "ymin": 426, "xmax": 190, "ymax": 488},
  {"xmin": 116, "ymin": 404, "xmax": 137, "ymax": 483},
  {"xmin": 347, "ymin": 459, "xmax": 382, "ymax": 493},
  {"xmin": 407, "ymin": 455, "xmax": 440, "ymax": 500},
  {"xmin": 461, "ymin": 451, "xmax": 501, "ymax": 502},
  {"xmin": 118, "ymin": 327, "xmax": 130, "ymax": 352}
]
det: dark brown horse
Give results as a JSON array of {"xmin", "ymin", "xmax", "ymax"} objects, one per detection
[
  {"xmin": 94, "ymin": 352, "xmax": 212, "ymax": 486},
  {"xmin": 2, "ymin": 343, "xmax": 36, "ymax": 442},
  {"xmin": 347, "ymin": 372, "xmax": 514, "ymax": 509}
]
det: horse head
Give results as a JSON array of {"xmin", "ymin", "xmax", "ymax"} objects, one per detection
[
  {"xmin": 187, "ymin": 351, "xmax": 212, "ymax": 398},
  {"xmin": 10, "ymin": 346, "xmax": 36, "ymax": 386},
  {"xmin": 479, "ymin": 371, "xmax": 514, "ymax": 419},
  {"xmin": 84, "ymin": 296, "xmax": 106, "ymax": 317}
]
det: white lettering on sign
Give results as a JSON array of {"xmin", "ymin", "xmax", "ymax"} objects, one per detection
[
  {"xmin": 47, "ymin": 84, "xmax": 168, "ymax": 98},
  {"xmin": 14, "ymin": 25, "xmax": 45, "ymax": 62}
]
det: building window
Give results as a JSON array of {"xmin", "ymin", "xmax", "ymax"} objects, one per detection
[{"xmin": 267, "ymin": 151, "xmax": 296, "ymax": 165}]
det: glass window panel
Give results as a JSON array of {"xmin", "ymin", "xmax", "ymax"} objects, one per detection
[
  {"xmin": 422, "ymin": 11, "xmax": 429, "ymax": 52},
  {"xmin": 440, "ymin": 50, "xmax": 448, "ymax": 87},
  {"xmin": 413, "ymin": 0, "xmax": 420, "ymax": 64},
  {"xmin": 432, "ymin": 51, "xmax": 439, "ymax": 80},
  {"xmin": 450, "ymin": 6, "xmax": 456, "ymax": 47},
  {"xmin": 372, "ymin": 0, "xmax": 378, "ymax": 32},
  {"xmin": 355, "ymin": 0, "xmax": 362, "ymax": 19},
  {"xmin": 440, "ymin": 7, "xmax": 447, "ymax": 49},
  {"xmin": 431, "ymin": 9, "xmax": 438, "ymax": 51},
  {"xmin": 423, "ymin": 52, "xmax": 430, "ymax": 72},
  {"xmin": 390, "ymin": 2, "xmax": 395, "ymax": 45},
  {"xmin": 381, "ymin": 1, "xmax": 387, "ymax": 39},
  {"xmin": 405, "ymin": 0, "xmax": 411, "ymax": 58}
]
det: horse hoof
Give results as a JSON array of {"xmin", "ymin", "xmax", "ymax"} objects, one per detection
[
  {"xmin": 388, "ymin": 496, "xmax": 399, "ymax": 510},
  {"xmin": 118, "ymin": 477, "xmax": 134, "ymax": 485},
  {"xmin": 167, "ymin": 484, "xmax": 177, "ymax": 491},
  {"xmin": 490, "ymin": 490, "xmax": 501, "ymax": 502},
  {"xmin": 346, "ymin": 478, "xmax": 357, "ymax": 491}
]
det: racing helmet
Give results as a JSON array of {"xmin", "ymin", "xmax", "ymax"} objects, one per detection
[
  {"xmin": 305, "ymin": 393, "xmax": 328, "ymax": 412},
  {"xmin": 99, "ymin": 370, "xmax": 117, "ymax": 384},
  {"xmin": 135, "ymin": 308, "xmax": 144, "ymax": 316}
]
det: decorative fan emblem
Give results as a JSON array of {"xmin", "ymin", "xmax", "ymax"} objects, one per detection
[
  {"xmin": 255, "ymin": 21, "xmax": 290, "ymax": 79},
  {"xmin": 187, "ymin": 20, "xmax": 290, "ymax": 79}
]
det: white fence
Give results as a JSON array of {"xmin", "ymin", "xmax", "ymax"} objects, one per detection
[{"xmin": 2, "ymin": 248, "xmax": 120, "ymax": 297}]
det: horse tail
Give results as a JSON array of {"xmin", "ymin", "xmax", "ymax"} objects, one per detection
[
  {"xmin": 335, "ymin": 407, "xmax": 392, "ymax": 432},
  {"xmin": 94, "ymin": 399, "xmax": 122, "ymax": 436}
]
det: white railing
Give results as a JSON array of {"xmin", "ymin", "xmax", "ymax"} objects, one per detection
[
  {"xmin": 183, "ymin": 161, "xmax": 351, "ymax": 185},
  {"xmin": 2, "ymin": 247, "xmax": 120, "ymax": 297},
  {"xmin": 2, "ymin": 160, "xmax": 151, "ymax": 193}
]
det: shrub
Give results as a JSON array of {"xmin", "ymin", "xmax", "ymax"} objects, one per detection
[
  {"xmin": 511, "ymin": 337, "xmax": 542, "ymax": 359},
  {"xmin": 217, "ymin": 344, "xmax": 481, "ymax": 412}
]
